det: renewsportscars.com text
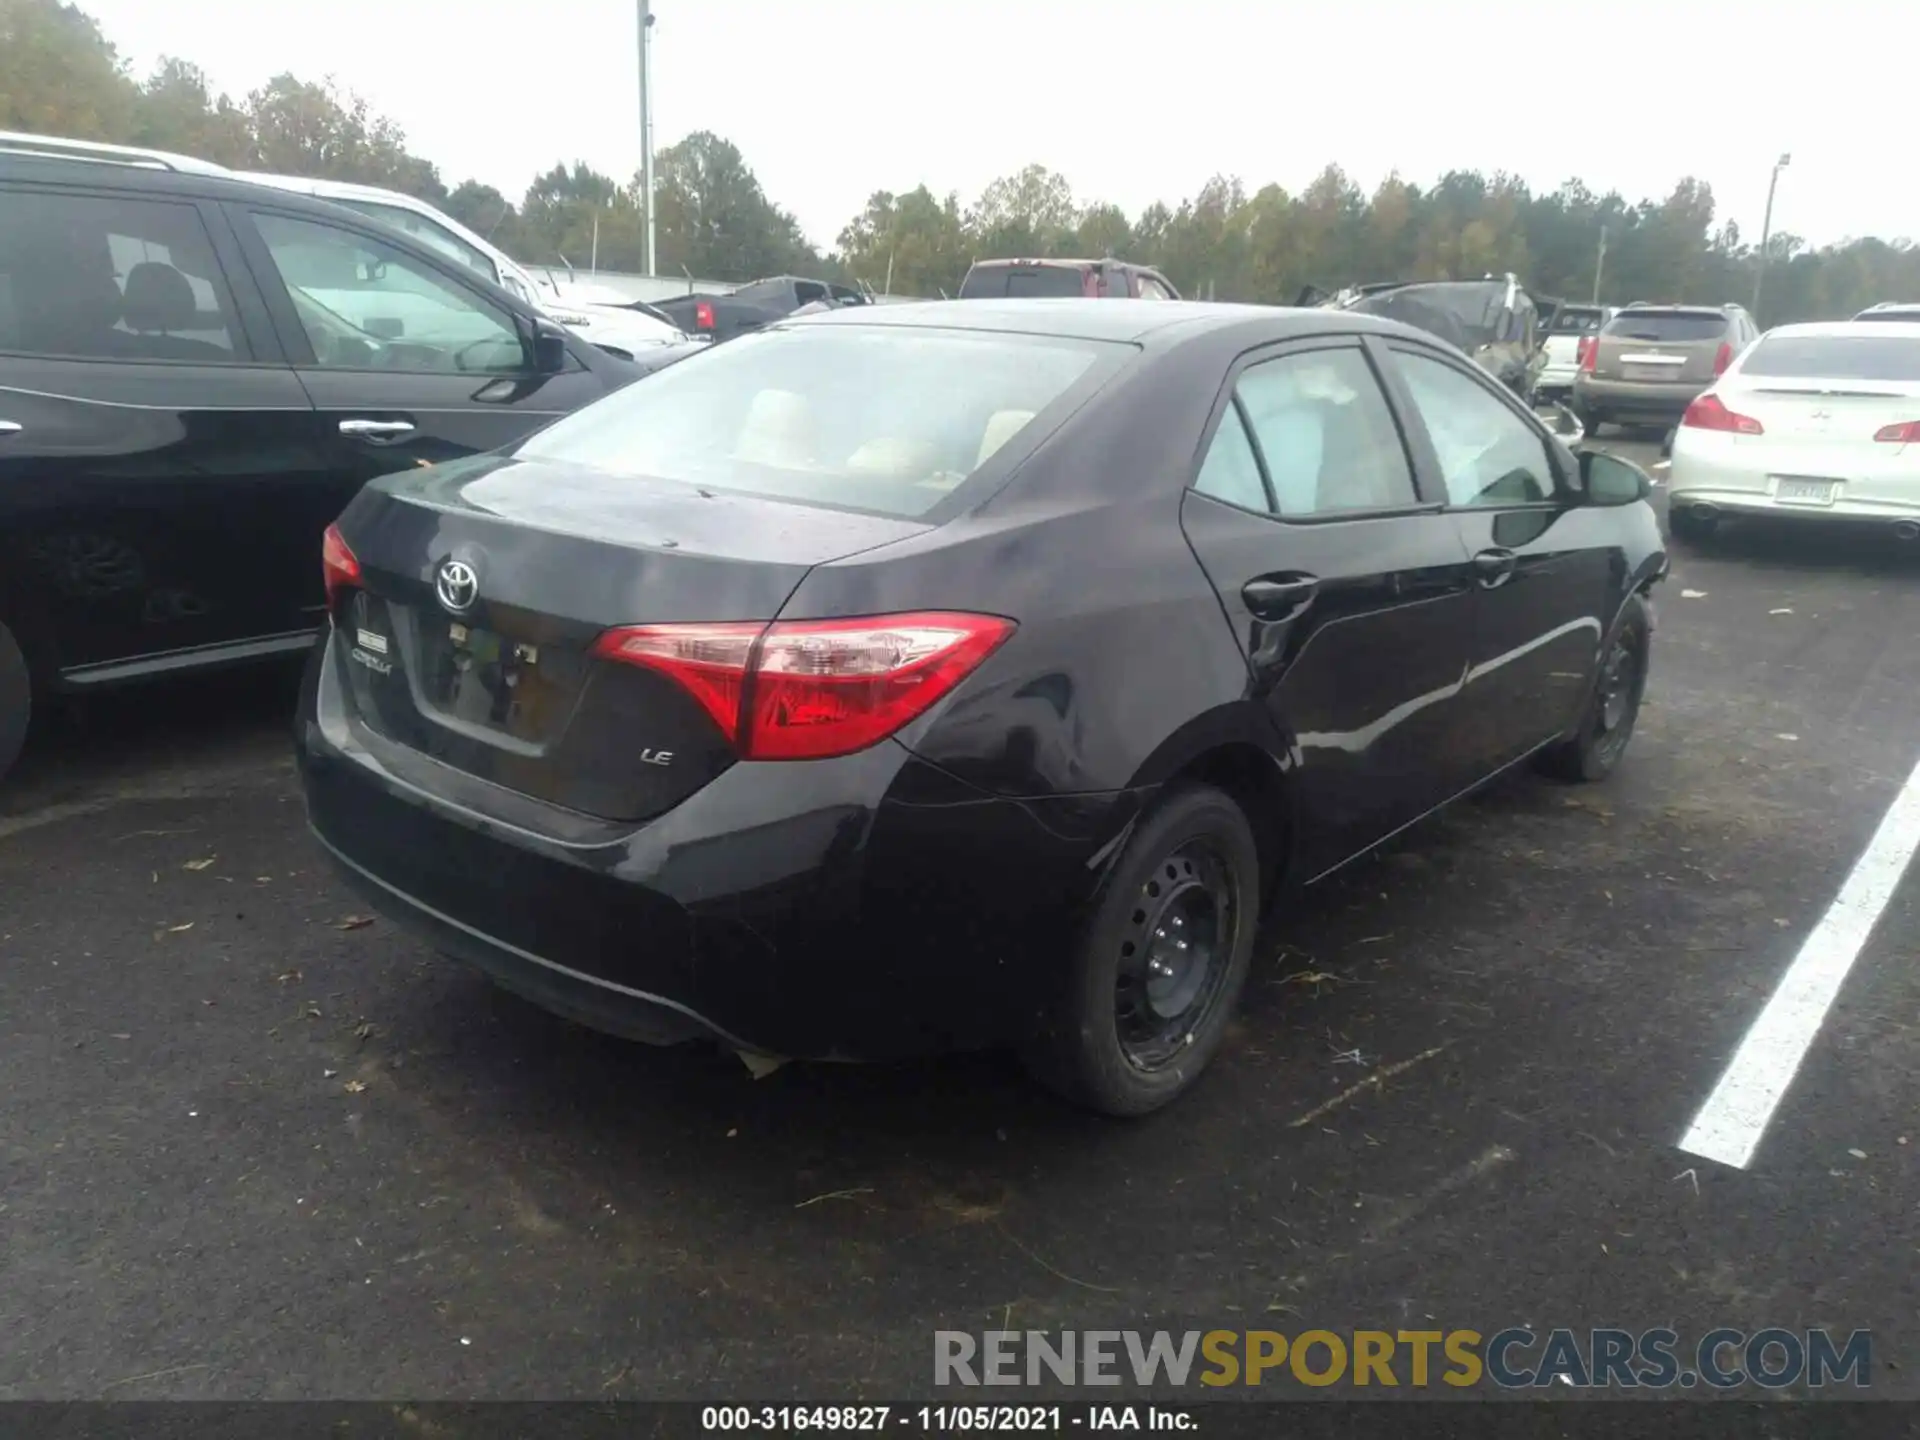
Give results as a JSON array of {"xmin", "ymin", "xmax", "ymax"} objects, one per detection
[{"xmin": 934, "ymin": 1328, "xmax": 1871, "ymax": 1390}]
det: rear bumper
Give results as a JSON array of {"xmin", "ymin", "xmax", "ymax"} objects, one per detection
[
  {"xmin": 1573, "ymin": 375, "xmax": 1707, "ymax": 422},
  {"xmin": 296, "ymin": 633, "xmax": 1137, "ymax": 1060},
  {"xmin": 1669, "ymin": 439, "xmax": 1920, "ymax": 523}
]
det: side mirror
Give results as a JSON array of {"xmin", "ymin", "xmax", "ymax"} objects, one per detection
[
  {"xmin": 531, "ymin": 319, "xmax": 569, "ymax": 374},
  {"xmin": 1579, "ymin": 449, "xmax": 1651, "ymax": 506}
]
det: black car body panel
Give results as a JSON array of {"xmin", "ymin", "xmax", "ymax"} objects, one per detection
[
  {"xmin": 0, "ymin": 146, "xmax": 650, "ymax": 707},
  {"xmin": 296, "ymin": 300, "xmax": 1667, "ymax": 1062}
]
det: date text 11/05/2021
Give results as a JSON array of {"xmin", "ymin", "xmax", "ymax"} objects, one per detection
[
  {"xmin": 703, "ymin": 1407, "xmax": 1189, "ymax": 1432},
  {"xmin": 932, "ymin": 1327, "xmax": 1873, "ymax": 1390}
]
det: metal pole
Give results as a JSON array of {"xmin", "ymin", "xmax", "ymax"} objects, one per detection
[
  {"xmin": 1591, "ymin": 225, "xmax": 1607, "ymax": 305},
  {"xmin": 1753, "ymin": 153, "xmax": 1790, "ymax": 319},
  {"xmin": 638, "ymin": 0, "xmax": 657, "ymax": 277}
]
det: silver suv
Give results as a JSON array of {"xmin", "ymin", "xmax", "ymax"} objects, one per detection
[{"xmin": 1573, "ymin": 302, "xmax": 1759, "ymax": 435}]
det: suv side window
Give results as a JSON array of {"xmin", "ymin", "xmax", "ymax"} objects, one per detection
[
  {"xmin": 0, "ymin": 188, "xmax": 241, "ymax": 363},
  {"xmin": 1136, "ymin": 275, "xmax": 1175, "ymax": 301},
  {"xmin": 1390, "ymin": 349, "xmax": 1556, "ymax": 508},
  {"xmin": 250, "ymin": 211, "xmax": 526, "ymax": 374},
  {"xmin": 1234, "ymin": 348, "xmax": 1419, "ymax": 517}
]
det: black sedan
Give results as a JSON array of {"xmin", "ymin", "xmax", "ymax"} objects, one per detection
[{"xmin": 296, "ymin": 299, "xmax": 1666, "ymax": 1115}]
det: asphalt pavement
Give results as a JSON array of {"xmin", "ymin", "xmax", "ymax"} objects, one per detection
[{"xmin": 5, "ymin": 435, "xmax": 1919, "ymax": 1401}]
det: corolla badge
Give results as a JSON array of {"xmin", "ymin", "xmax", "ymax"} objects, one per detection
[{"xmin": 435, "ymin": 558, "xmax": 479, "ymax": 614}]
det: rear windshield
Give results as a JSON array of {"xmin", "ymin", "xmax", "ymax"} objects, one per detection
[
  {"xmin": 1544, "ymin": 307, "xmax": 1605, "ymax": 335},
  {"xmin": 959, "ymin": 265, "xmax": 1087, "ymax": 299},
  {"xmin": 1739, "ymin": 334, "xmax": 1920, "ymax": 382},
  {"xmin": 513, "ymin": 324, "xmax": 1124, "ymax": 518},
  {"xmin": 1604, "ymin": 311, "xmax": 1729, "ymax": 342},
  {"xmin": 1855, "ymin": 308, "xmax": 1920, "ymax": 323}
]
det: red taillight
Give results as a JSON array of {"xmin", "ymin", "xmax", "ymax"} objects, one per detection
[
  {"xmin": 1713, "ymin": 341, "xmax": 1734, "ymax": 375},
  {"xmin": 693, "ymin": 300, "xmax": 715, "ymax": 331},
  {"xmin": 321, "ymin": 523, "xmax": 360, "ymax": 610},
  {"xmin": 591, "ymin": 611, "xmax": 1016, "ymax": 761},
  {"xmin": 1681, "ymin": 394, "xmax": 1764, "ymax": 435},
  {"xmin": 1873, "ymin": 420, "xmax": 1920, "ymax": 443},
  {"xmin": 1577, "ymin": 336, "xmax": 1597, "ymax": 372}
]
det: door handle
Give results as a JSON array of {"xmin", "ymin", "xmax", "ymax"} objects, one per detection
[
  {"xmin": 339, "ymin": 418, "xmax": 416, "ymax": 445},
  {"xmin": 0, "ymin": 420, "xmax": 21, "ymax": 438},
  {"xmin": 1472, "ymin": 549, "xmax": 1517, "ymax": 588},
  {"xmin": 1242, "ymin": 574, "xmax": 1319, "ymax": 620}
]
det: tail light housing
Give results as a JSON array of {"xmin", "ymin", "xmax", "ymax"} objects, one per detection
[
  {"xmin": 1681, "ymin": 394, "xmax": 1763, "ymax": 435},
  {"xmin": 693, "ymin": 300, "xmax": 715, "ymax": 331},
  {"xmin": 1577, "ymin": 336, "xmax": 1597, "ymax": 372},
  {"xmin": 1873, "ymin": 421, "xmax": 1920, "ymax": 443},
  {"xmin": 1713, "ymin": 341, "xmax": 1734, "ymax": 375},
  {"xmin": 321, "ymin": 523, "xmax": 360, "ymax": 610},
  {"xmin": 592, "ymin": 611, "xmax": 1016, "ymax": 761}
]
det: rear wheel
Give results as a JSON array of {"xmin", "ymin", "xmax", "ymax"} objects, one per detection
[
  {"xmin": 1537, "ymin": 595, "xmax": 1650, "ymax": 784},
  {"xmin": 0, "ymin": 621, "xmax": 30, "ymax": 785},
  {"xmin": 1024, "ymin": 783, "xmax": 1260, "ymax": 1116}
]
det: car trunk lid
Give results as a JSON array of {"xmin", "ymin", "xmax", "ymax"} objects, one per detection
[{"xmin": 330, "ymin": 455, "xmax": 930, "ymax": 822}]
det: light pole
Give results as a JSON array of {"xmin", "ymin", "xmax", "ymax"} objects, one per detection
[
  {"xmin": 1752, "ymin": 151, "xmax": 1791, "ymax": 319},
  {"xmin": 638, "ymin": 0, "xmax": 657, "ymax": 276}
]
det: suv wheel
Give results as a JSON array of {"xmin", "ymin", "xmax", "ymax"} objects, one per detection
[
  {"xmin": 1024, "ymin": 784, "xmax": 1261, "ymax": 1116},
  {"xmin": 0, "ymin": 620, "xmax": 31, "ymax": 785}
]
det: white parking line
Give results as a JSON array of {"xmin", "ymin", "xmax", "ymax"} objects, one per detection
[{"xmin": 1679, "ymin": 752, "xmax": 1920, "ymax": 1170}]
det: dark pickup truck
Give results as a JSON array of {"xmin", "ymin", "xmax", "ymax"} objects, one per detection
[{"xmin": 655, "ymin": 275, "xmax": 871, "ymax": 343}]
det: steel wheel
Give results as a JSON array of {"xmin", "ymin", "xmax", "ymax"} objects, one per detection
[
  {"xmin": 1113, "ymin": 842, "xmax": 1236, "ymax": 1072},
  {"xmin": 1591, "ymin": 629, "xmax": 1642, "ymax": 767}
]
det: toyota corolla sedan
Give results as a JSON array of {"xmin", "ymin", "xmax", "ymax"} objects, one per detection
[
  {"xmin": 1667, "ymin": 321, "xmax": 1920, "ymax": 544},
  {"xmin": 297, "ymin": 299, "xmax": 1666, "ymax": 1115}
]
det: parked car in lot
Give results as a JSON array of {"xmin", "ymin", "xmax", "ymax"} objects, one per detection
[
  {"xmin": 958, "ymin": 258, "xmax": 1180, "ymax": 300},
  {"xmin": 298, "ymin": 298, "xmax": 1667, "ymax": 1115},
  {"xmin": 1536, "ymin": 302, "xmax": 1616, "ymax": 401},
  {"xmin": 1853, "ymin": 302, "xmax": 1920, "ymax": 324},
  {"xmin": 0, "ymin": 135, "xmax": 702, "ymax": 782},
  {"xmin": 1573, "ymin": 302, "xmax": 1760, "ymax": 435},
  {"xmin": 655, "ymin": 275, "xmax": 871, "ymax": 344},
  {"xmin": 1666, "ymin": 320, "xmax": 1920, "ymax": 544}
]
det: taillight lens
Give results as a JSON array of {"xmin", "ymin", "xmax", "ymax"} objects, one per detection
[
  {"xmin": 1577, "ymin": 336, "xmax": 1597, "ymax": 372},
  {"xmin": 1713, "ymin": 342, "xmax": 1734, "ymax": 376},
  {"xmin": 321, "ymin": 523, "xmax": 360, "ymax": 610},
  {"xmin": 694, "ymin": 300, "xmax": 715, "ymax": 331},
  {"xmin": 1681, "ymin": 394, "xmax": 1764, "ymax": 435},
  {"xmin": 592, "ymin": 612, "xmax": 1015, "ymax": 761},
  {"xmin": 1873, "ymin": 420, "xmax": 1920, "ymax": 443}
]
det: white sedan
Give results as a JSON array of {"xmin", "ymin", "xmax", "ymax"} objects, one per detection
[{"xmin": 1666, "ymin": 321, "xmax": 1920, "ymax": 543}]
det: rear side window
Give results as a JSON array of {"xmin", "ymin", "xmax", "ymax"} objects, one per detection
[
  {"xmin": 515, "ymin": 325, "xmax": 1124, "ymax": 519},
  {"xmin": 0, "ymin": 188, "xmax": 240, "ymax": 362},
  {"xmin": 1739, "ymin": 334, "xmax": 1920, "ymax": 382},
  {"xmin": 1604, "ymin": 311, "xmax": 1728, "ymax": 342}
]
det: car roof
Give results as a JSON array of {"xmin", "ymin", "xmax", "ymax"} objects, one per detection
[{"xmin": 783, "ymin": 297, "xmax": 1425, "ymax": 347}]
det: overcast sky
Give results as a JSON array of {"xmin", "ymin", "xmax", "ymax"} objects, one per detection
[{"xmin": 83, "ymin": 0, "xmax": 1893, "ymax": 255}]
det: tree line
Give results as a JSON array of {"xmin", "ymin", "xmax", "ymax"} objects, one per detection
[{"xmin": 6, "ymin": 0, "xmax": 1916, "ymax": 324}]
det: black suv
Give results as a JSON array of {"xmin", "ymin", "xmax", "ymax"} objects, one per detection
[{"xmin": 0, "ymin": 133, "xmax": 694, "ymax": 781}]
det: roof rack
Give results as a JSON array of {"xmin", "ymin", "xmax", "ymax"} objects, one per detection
[{"xmin": 0, "ymin": 130, "xmax": 230, "ymax": 176}]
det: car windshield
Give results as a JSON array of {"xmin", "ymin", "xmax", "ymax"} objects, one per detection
[
  {"xmin": 335, "ymin": 199, "xmax": 498, "ymax": 283},
  {"xmin": 1605, "ymin": 311, "xmax": 1727, "ymax": 342},
  {"xmin": 1545, "ymin": 307, "xmax": 1605, "ymax": 335},
  {"xmin": 1739, "ymin": 334, "xmax": 1920, "ymax": 382},
  {"xmin": 514, "ymin": 324, "xmax": 1125, "ymax": 518}
]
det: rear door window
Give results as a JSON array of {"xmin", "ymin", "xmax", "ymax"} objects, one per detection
[
  {"xmin": 1228, "ymin": 347, "xmax": 1420, "ymax": 518},
  {"xmin": 1604, "ymin": 311, "xmax": 1728, "ymax": 343},
  {"xmin": 0, "ymin": 188, "xmax": 243, "ymax": 362}
]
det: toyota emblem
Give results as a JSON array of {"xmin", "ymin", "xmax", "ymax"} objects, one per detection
[{"xmin": 435, "ymin": 558, "xmax": 479, "ymax": 614}]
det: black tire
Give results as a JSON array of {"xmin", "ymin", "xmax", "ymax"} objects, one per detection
[
  {"xmin": 1023, "ymin": 783, "xmax": 1261, "ymax": 1117},
  {"xmin": 1575, "ymin": 405, "xmax": 1604, "ymax": 438},
  {"xmin": 0, "ymin": 620, "xmax": 30, "ymax": 785},
  {"xmin": 1668, "ymin": 505, "xmax": 1718, "ymax": 545},
  {"xmin": 1537, "ymin": 594, "xmax": 1651, "ymax": 784}
]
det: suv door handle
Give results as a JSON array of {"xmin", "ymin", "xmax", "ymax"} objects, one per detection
[
  {"xmin": 339, "ymin": 419, "xmax": 416, "ymax": 444},
  {"xmin": 0, "ymin": 420, "xmax": 21, "ymax": 438},
  {"xmin": 1242, "ymin": 574, "xmax": 1319, "ymax": 619},
  {"xmin": 1472, "ymin": 549, "xmax": 1517, "ymax": 588}
]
